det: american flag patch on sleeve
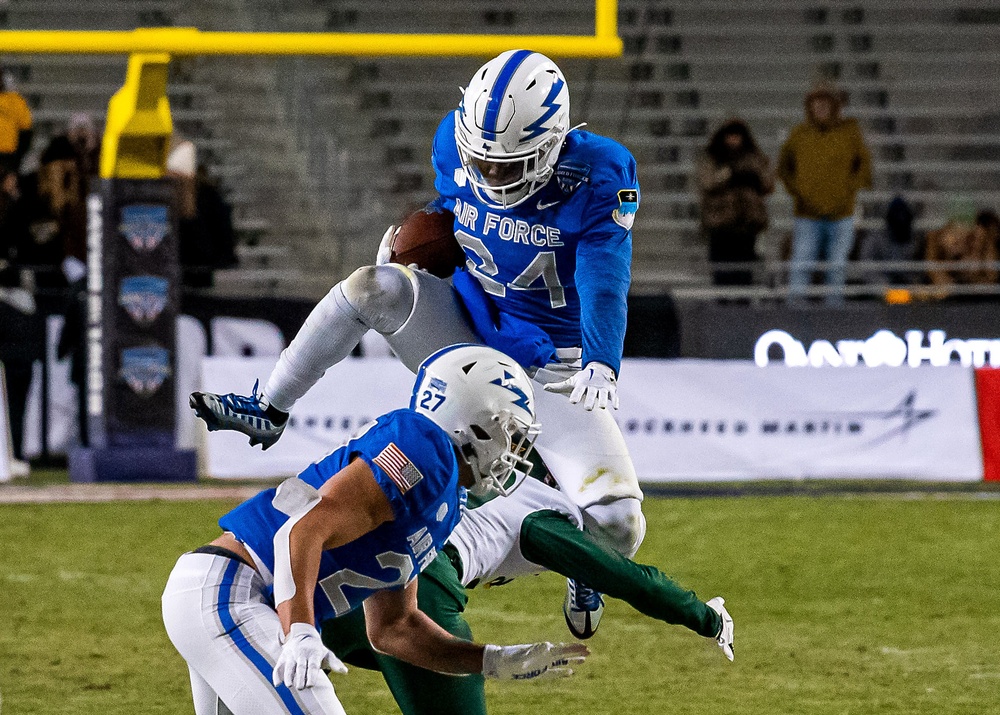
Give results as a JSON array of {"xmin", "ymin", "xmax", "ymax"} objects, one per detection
[{"xmin": 373, "ymin": 443, "xmax": 425, "ymax": 494}]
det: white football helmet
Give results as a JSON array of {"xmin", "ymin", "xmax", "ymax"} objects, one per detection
[
  {"xmin": 455, "ymin": 49, "xmax": 570, "ymax": 209},
  {"xmin": 411, "ymin": 344, "xmax": 540, "ymax": 497}
]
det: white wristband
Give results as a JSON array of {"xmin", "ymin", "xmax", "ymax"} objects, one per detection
[{"xmin": 482, "ymin": 644, "xmax": 503, "ymax": 678}]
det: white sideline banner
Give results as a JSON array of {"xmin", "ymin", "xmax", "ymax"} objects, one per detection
[
  {"xmin": 200, "ymin": 357, "xmax": 983, "ymax": 482},
  {"xmin": 200, "ymin": 357, "xmax": 415, "ymax": 479},
  {"xmin": 615, "ymin": 360, "xmax": 982, "ymax": 482},
  {"xmin": 0, "ymin": 364, "xmax": 12, "ymax": 483}
]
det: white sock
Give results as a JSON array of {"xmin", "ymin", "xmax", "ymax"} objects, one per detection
[{"xmin": 263, "ymin": 284, "xmax": 367, "ymax": 411}]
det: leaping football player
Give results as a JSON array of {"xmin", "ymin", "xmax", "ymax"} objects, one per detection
[
  {"xmin": 321, "ymin": 471, "xmax": 735, "ymax": 715},
  {"xmin": 167, "ymin": 346, "xmax": 587, "ymax": 715},
  {"xmin": 191, "ymin": 50, "xmax": 652, "ymax": 639}
]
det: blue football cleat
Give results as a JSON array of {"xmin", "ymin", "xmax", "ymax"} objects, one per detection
[
  {"xmin": 189, "ymin": 379, "xmax": 287, "ymax": 450},
  {"xmin": 563, "ymin": 578, "xmax": 604, "ymax": 640}
]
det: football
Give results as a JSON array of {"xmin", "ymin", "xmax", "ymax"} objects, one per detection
[{"xmin": 389, "ymin": 206, "xmax": 466, "ymax": 278}]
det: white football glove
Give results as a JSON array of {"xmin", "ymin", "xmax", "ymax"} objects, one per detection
[
  {"xmin": 482, "ymin": 642, "xmax": 589, "ymax": 681},
  {"xmin": 375, "ymin": 225, "xmax": 398, "ymax": 266},
  {"xmin": 543, "ymin": 361, "xmax": 619, "ymax": 411},
  {"xmin": 272, "ymin": 622, "xmax": 348, "ymax": 690}
]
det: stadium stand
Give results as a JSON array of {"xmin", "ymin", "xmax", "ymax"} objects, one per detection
[
  {"xmin": 3, "ymin": 0, "xmax": 1000, "ymax": 297},
  {"xmin": 243, "ymin": 0, "xmax": 1000, "ymax": 295}
]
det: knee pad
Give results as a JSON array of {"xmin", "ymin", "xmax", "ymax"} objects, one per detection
[
  {"xmin": 582, "ymin": 498, "xmax": 647, "ymax": 558},
  {"xmin": 340, "ymin": 264, "xmax": 416, "ymax": 335}
]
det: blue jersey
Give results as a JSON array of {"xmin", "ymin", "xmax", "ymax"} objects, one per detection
[
  {"xmin": 432, "ymin": 111, "xmax": 637, "ymax": 375},
  {"xmin": 219, "ymin": 409, "xmax": 464, "ymax": 624}
]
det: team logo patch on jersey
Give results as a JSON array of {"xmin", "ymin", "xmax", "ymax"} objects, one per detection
[
  {"xmin": 555, "ymin": 161, "xmax": 591, "ymax": 194},
  {"xmin": 119, "ymin": 204, "xmax": 169, "ymax": 252},
  {"xmin": 374, "ymin": 443, "xmax": 425, "ymax": 495},
  {"xmin": 612, "ymin": 189, "xmax": 639, "ymax": 230},
  {"xmin": 118, "ymin": 275, "xmax": 168, "ymax": 326},
  {"xmin": 119, "ymin": 346, "xmax": 171, "ymax": 398}
]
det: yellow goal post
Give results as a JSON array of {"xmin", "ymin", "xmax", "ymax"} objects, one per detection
[{"xmin": 0, "ymin": 0, "xmax": 621, "ymax": 178}]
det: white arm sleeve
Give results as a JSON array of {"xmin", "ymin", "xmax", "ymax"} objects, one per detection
[{"xmin": 271, "ymin": 477, "xmax": 323, "ymax": 608}]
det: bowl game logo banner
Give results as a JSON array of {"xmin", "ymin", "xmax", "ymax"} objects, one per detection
[
  {"xmin": 72, "ymin": 179, "xmax": 194, "ymax": 482},
  {"xmin": 118, "ymin": 276, "xmax": 169, "ymax": 327},
  {"xmin": 119, "ymin": 204, "xmax": 169, "ymax": 252},
  {"xmin": 86, "ymin": 181, "xmax": 180, "ymax": 448},
  {"xmin": 613, "ymin": 360, "xmax": 983, "ymax": 481},
  {"xmin": 119, "ymin": 346, "xmax": 172, "ymax": 398}
]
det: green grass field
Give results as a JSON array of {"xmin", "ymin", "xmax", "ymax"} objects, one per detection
[{"xmin": 1, "ymin": 493, "xmax": 997, "ymax": 714}]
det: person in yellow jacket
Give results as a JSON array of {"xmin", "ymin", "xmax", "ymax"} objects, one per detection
[
  {"xmin": 778, "ymin": 82, "xmax": 871, "ymax": 303},
  {"xmin": 0, "ymin": 70, "xmax": 32, "ymax": 174}
]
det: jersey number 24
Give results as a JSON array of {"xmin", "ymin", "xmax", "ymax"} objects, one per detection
[{"xmin": 455, "ymin": 230, "xmax": 567, "ymax": 309}]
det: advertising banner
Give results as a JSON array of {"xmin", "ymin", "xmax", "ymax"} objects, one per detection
[
  {"xmin": 974, "ymin": 368, "xmax": 1000, "ymax": 482},
  {"xmin": 616, "ymin": 360, "xmax": 982, "ymax": 481},
  {"xmin": 676, "ymin": 301, "xmax": 1000, "ymax": 361},
  {"xmin": 201, "ymin": 357, "xmax": 984, "ymax": 482},
  {"xmin": 0, "ymin": 365, "xmax": 11, "ymax": 483}
]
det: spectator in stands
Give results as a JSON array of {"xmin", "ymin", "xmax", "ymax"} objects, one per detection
[
  {"xmin": 0, "ymin": 68, "xmax": 33, "ymax": 175},
  {"xmin": 778, "ymin": 81, "xmax": 872, "ymax": 303},
  {"xmin": 925, "ymin": 209, "xmax": 998, "ymax": 297},
  {"xmin": 38, "ymin": 112, "xmax": 101, "ymax": 280},
  {"xmin": 0, "ymin": 167, "xmax": 66, "ymax": 290},
  {"xmin": 0, "ymin": 168, "xmax": 25, "ymax": 289},
  {"xmin": 168, "ymin": 139, "xmax": 238, "ymax": 288},
  {"xmin": 856, "ymin": 196, "xmax": 922, "ymax": 287},
  {"xmin": 696, "ymin": 118, "xmax": 774, "ymax": 287},
  {"xmin": 0, "ymin": 165, "xmax": 39, "ymax": 474}
]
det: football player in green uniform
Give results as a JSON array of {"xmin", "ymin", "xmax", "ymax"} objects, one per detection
[{"xmin": 321, "ymin": 472, "xmax": 733, "ymax": 715}]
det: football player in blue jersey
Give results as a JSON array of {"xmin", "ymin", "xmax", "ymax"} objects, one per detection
[
  {"xmin": 167, "ymin": 345, "xmax": 587, "ymax": 715},
  {"xmin": 191, "ymin": 49, "xmax": 645, "ymax": 640}
]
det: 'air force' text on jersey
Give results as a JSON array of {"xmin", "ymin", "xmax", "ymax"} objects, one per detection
[{"xmin": 432, "ymin": 112, "xmax": 638, "ymax": 374}]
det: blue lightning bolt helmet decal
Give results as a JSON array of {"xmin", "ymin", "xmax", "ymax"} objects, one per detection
[
  {"xmin": 522, "ymin": 75, "xmax": 565, "ymax": 141},
  {"xmin": 490, "ymin": 370, "xmax": 532, "ymax": 412}
]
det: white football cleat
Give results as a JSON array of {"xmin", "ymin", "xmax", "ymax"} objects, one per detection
[
  {"xmin": 563, "ymin": 578, "xmax": 604, "ymax": 640},
  {"xmin": 706, "ymin": 597, "xmax": 734, "ymax": 662}
]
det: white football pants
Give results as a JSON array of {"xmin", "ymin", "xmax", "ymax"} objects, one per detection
[
  {"xmin": 162, "ymin": 552, "xmax": 347, "ymax": 715},
  {"xmin": 265, "ymin": 265, "xmax": 645, "ymax": 555}
]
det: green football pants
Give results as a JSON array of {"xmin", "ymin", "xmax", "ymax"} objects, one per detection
[
  {"xmin": 520, "ymin": 510, "xmax": 721, "ymax": 638},
  {"xmin": 321, "ymin": 550, "xmax": 487, "ymax": 715},
  {"xmin": 321, "ymin": 510, "xmax": 720, "ymax": 715}
]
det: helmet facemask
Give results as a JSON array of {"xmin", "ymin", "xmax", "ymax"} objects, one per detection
[
  {"xmin": 458, "ymin": 410, "xmax": 541, "ymax": 497},
  {"xmin": 455, "ymin": 118, "xmax": 564, "ymax": 209}
]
